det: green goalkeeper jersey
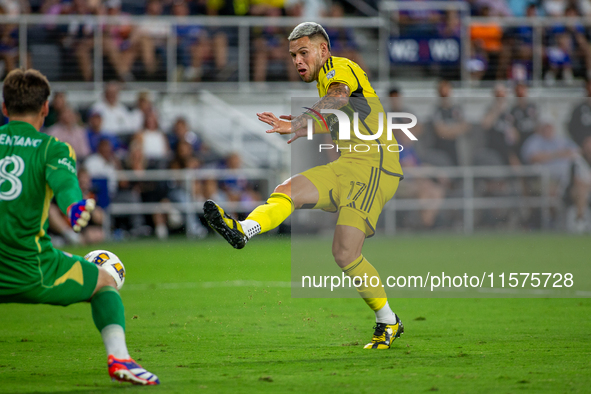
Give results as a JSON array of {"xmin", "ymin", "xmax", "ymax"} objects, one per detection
[{"xmin": 0, "ymin": 121, "xmax": 82, "ymax": 284}]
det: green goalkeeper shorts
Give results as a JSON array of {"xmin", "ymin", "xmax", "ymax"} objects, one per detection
[{"xmin": 0, "ymin": 248, "xmax": 99, "ymax": 306}]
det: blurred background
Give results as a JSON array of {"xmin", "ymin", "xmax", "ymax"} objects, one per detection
[{"xmin": 3, "ymin": 0, "xmax": 591, "ymax": 243}]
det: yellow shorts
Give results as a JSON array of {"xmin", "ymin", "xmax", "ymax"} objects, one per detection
[{"xmin": 300, "ymin": 159, "xmax": 401, "ymax": 237}]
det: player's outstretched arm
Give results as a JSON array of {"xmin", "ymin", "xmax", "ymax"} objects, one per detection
[
  {"xmin": 257, "ymin": 82, "xmax": 351, "ymax": 144},
  {"xmin": 46, "ymin": 141, "xmax": 96, "ymax": 232}
]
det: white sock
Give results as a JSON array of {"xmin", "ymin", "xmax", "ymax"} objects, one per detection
[
  {"xmin": 240, "ymin": 219, "xmax": 261, "ymax": 239},
  {"xmin": 101, "ymin": 324, "xmax": 130, "ymax": 359},
  {"xmin": 375, "ymin": 301, "xmax": 397, "ymax": 324}
]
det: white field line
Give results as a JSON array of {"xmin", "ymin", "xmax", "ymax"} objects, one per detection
[
  {"xmin": 122, "ymin": 280, "xmax": 292, "ymax": 291},
  {"xmin": 122, "ymin": 280, "xmax": 591, "ymax": 297}
]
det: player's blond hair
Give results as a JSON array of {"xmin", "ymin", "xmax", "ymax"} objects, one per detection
[{"xmin": 288, "ymin": 22, "xmax": 331, "ymax": 51}]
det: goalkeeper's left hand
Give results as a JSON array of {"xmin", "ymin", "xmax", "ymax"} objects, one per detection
[{"xmin": 67, "ymin": 198, "xmax": 96, "ymax": 233}]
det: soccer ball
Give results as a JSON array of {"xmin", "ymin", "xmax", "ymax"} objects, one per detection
[{"xmin": 84, "ymin": 250, "xmax": 126, "ymax": 290}]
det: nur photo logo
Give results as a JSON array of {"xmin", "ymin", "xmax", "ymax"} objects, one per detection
[{"xmin": 304, "ymin": 108, "xmax": 418, "ymax": 152}]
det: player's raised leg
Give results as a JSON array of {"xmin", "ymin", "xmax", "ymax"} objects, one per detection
[
  {"xmin": 91, "ymin": 268, "xmax": 160, "ymax": 385},
  {"xmin": 203, "ymin": 174, "xmax": 318, "ymax": 249},
  {"xmin": 332, "ymin": 224, "xmax": 404, "ymax": 349}
]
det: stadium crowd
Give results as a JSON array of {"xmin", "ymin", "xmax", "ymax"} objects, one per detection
[
  {"xmin": 2, "ymin": 0, "xmax": 591, "ymax": 238},
  {"xmin": 391, "ymin": 79, "xmax": 591, "ymax": 232},
  {"xmin": 25, "ymin": 81, "xmax": 261, "ymax": 245},
  {"xmin": 1, "ymin": 0, "xmax": 591, "ymax": 83}
]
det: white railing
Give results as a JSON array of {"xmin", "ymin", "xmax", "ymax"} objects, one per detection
[
  {"xmin": 0, "ymin": 14, "xmax": 384, "ymax": 91},
  {"xmin": 383, "ymin": 165, "xmax": 559, "ymax": 234},
  {"xmin": 2, "ymin": 12, "xmax": 591, "ymax": 89},
  {"xmin": 103, "ymin": 167, "xmax": 278, "ymax": 238},
  {"xmin": 103, "ymin": 164, "xmax": 561, "ymax": 237}
]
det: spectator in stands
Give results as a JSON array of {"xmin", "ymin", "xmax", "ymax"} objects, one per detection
[
  {"xmin": 90, "ymin": 81, "xmax": 133, "ymax": 135},
  {"xmin": 568, "ymin": 79, "xmax": 591, "ymax": 164},
  {"xmin": 497, "ymin": 3, "xmax": 537, "ymax": 81},
  {"xmin": 470, "ymin": 5, "xmax": 503, "ymax": 79},
  {"xmin": 390, "ymin": 88, "xmax": 446, "ymax": 229},
  {"xmin": 545, "ymin": 32, "xmax": 575, "ymax": 85},
  {"xmin": 542, "ymin": 0, "xmax": 567, "ymax": 16},
  {"xmin": 437, "ymin": 10, "xmax": 462, "ymax": 38},
  {"xmin": 324, "ymin": 3, "xmax": 368, "ymax": 73},
  {"xmin": 470, "ymin": 5, "xmax": 503, "ymax": 52},
  {"xmin": 126, "ymin": 140, "xmax": 170, "ymax": 239},
  {"xmin": 480, "ymin": 83, "xmax": 520, "ymax": 166},
  {"xmin": 522, "ymin": 121, "xmax": 591, "ymax": 232},
  {"xmin": 102, "ymin": 0, "xmax": 142, "ymax": 81},
  {"xmin": 0, "ymin": 4, "xmax": 19, "ymax": 77},
  {"xmin": 389, "ymin": 87, "xmax": 423, "ymax": 138},
  {"xmin": 128, "ymin": 90, "xmax": 153, "ymax": 132},
  {"xmin": 132, "ymin": 110, "xmax": 170, "ymax": 166},
  {"xmin": 172, "ymin": 0, "xmax": 208, "ymax": 81},
  {"xmin": 170, "ymin": 139, "xmax": 200, "ymax": 170},
  {"xmin": 83, "ymin": 137, "xmax": 150, "ymax": 238},
  {"xmin": 218, "ymin": 152, "xmax": 260, "ymax": 208},
  {"xmin": 136, "ymin": 0, "xmax": 167, "ymax": 77},
  {"xmin": 46, "ymin": 106, "xmax": 91, "ymax": 161},
  {"xmin": 467, "ymin": 40, "xmax": 488, "ymax": 82},
  {"xmin": 87, "ymin": 110, "xmax": 103, "ymax": 153},
  {"xmin": 173, "ymin": 0, "xmax": 230, "ymax": 82},
  {"xmin": 397, "ymin": 133, "xmax": 447, "ymax": 229},
  {"xmin": 167, "ymin": 141, "xmax": 208, "ymax": 238},
  {"xmin": 203, "ymin": 0, "xmax": 235, "ymax": 81},
  {"xmin": 511, "ymin": 82, "xmax": 538, "ymax": 160},
  {"xmin": 86, "ymin": 110, "xmax": 121, "ymax": 153},
  {"xmin": 545, "ymin": 5, "xmax": 591, "ymax": 84},
  {"xmin": 64, "ymin": 0, "xmax": 98, "ymax": 81},
  {"xmin": 84, "ymin": 138, "xmax": 121, "ymax": 199},
  {"xmin": 251, "ymin": 5, "xmax": 298, "ymax": 82},
  {"xmin": 168, "ymin": 117, "xmax": 201, "ymax": 151},
  {"xmin": 431, "ymin": 80, "xmax": 470, "ymax": 165},
  {"xmin": 202, "ymin": 178, "xmax": 228, "ymax": 203},
  {"xmin": 508, "ymin": 0, "xmax": 536, "ymax": 16},
  {"xmin": 44, "ymin": 91, "xmax": 67, "ymax": 128},
  {"xmin": 396, "ymin": 0, "xmax": 441, "ymax": 36},
  {"xmin": 476, "ymin": 0, "xmax": 512, "ymax": 16}
]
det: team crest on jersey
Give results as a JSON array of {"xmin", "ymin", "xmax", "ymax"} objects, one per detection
[{"xmin": 326, "ymin": 70, "xmax": 335, "ymax": 80}]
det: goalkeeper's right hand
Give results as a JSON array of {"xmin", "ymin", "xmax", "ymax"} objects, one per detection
[{"xmin": 67, "ymin": 198, "xmax": 96, "ymax": 233}]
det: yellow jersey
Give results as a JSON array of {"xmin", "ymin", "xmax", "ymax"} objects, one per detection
[{"xmin": 316, "ymin": 56, "xmax": 403, "ymax": 178}]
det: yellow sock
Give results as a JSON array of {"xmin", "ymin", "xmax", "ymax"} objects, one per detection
[
  {"xmin": 342, "ymin": 255, "xmax": 387, "ymax": 311},
  {"xmin": 245, "ymin": 193, "xmax": 294, "ymax": 234}
]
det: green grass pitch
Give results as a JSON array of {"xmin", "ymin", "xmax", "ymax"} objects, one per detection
[{"xmin": 1, "ymin": 235, "xmax": 590, "ymax": 393}]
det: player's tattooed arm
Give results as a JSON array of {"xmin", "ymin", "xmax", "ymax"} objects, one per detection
[
  {"xmin": 257, "ymin": 82, "xmax": 351, "ymax": 144},
  {"xmin": 289, "ymin": 82, "xmax": 351, "ymax": 131}
]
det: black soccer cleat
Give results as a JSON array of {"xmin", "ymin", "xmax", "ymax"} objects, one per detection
[
  {"xmin": 364, "ymin": 314, "xmax": 404, "ymax": 349},
  {"xmin": 203, "ymin": 200, "xmax": 248, "ymax": 249}
]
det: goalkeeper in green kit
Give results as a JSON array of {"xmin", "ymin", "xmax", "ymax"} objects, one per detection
[{"xmin": 0, "ymin": 69, "xmax": 158, "ymax": 385}]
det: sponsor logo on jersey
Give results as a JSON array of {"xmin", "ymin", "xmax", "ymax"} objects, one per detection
[
  {"xmin": 326, "ymin": 70, "xmax": 335, "ymax": 80},
  {"xmin": 58, "ymin": 158, "xmax": 76, "ymax": 174}
]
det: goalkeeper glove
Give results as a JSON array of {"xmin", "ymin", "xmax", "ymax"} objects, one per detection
[{"xmin": 67, "ymin": 198, "xmax": 96, "ymax": 233}]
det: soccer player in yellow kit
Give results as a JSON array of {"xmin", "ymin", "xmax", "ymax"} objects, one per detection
[{"xmin": 204, "ymin": 22, "xmax": 404, "ymax": 349}]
